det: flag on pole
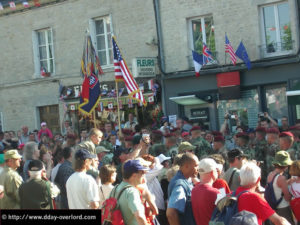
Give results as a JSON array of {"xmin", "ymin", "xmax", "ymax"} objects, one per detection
[
  {"xmin": 112, "ymin": 36, "xmax": 147, "ymax": 106},
  {"xmin": 225, "ymin": 34, "xmax": 237, "ymax": 65},
  {"xmin": 23, "ymin": 1, "xmax": 29, "ymax": 8},
  {"xmin": 148, "ymin": 79, "xmax": 154, "ymax": 91},
  {"xmin": 202, "ymin": 43, "xmax": 214, "ymax": 64},
  {"xmin": 78, "ymin": 33, "xmax": 103, "ymax": 115},
  {"xmin": 192, "ymin": 50, "xmax": 204, "ymax": 77},
  {"xmin": 99, "ymin": 102, "xmax": 104, "ymax": 112},
  {"xmin": 40, "ymin": 67, "xmax": 47, "ymax": 76},
  {"xmin": 9, "ymin": 2, "xmax": 16, "ymax": 10},
  {"xmin": 235, "ymin": 41, "xmax": 252, "ymax": 70},
  {"xmin": 128, "ymin": 98, "xmax": 133, "ymax": 108},
  {"xmin": 148, "ymin": 95, "xmax": 154, "ymax": 104},
  {"xmin": 0, "ymin": 2, "xmax": 4, "ymax": 10}
]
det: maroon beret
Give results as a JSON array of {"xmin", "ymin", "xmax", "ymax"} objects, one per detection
[
  {"xmin": 124, "ymin": 136, "xmax": 134, "ymax": 142},
  {"xmin": 212, "ymin": 131, "xmax": 222, "ymax": 137},
  {"xmin": 122, "ymin": 129, "xmax": 133, "ymax": 135},
  {"xmin": 255, "ymin": 127, "xmax": 266, "ymax": 133},
  {"xmin": 279, "ymin": 131, "xmax": 294, "ymax": 138},
  {"xmin": 214, "ymin": 136, "xmax": 225, "ymax": 142},
  {"xmin": 164, "ymin": 133, "xmax": 176, "ymax": 138},
  {"xmin": 236, "ymin": 132, "xmax": 248, "ymax": 138},
  {"xmin": 152, "ymin": 130, "xmax": 163, "ymax": 136},
  {"xmin": 190, "ymin": 126, "xmax": 201, "ymax": 132},
  {"xmin": 266, "ymin": 128, "xmax": 280, "ymax": 134},
  {"xmin": 181, "ymin": 132, "xmax": 190, "ymax": 138},
  {"xmin": 170, "ymin": 127, "xmax": 180, "ymax": 132}
]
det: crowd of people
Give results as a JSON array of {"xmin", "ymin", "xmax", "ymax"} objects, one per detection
[{"xmin": 0, "ymin": 113, "xmax": 300, "ymax": 225}]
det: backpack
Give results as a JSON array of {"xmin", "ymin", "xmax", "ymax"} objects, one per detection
[
  {"xmin": 101, "ymin": 184, "xmax": 132, "ymax": 225},
  {"xmin": 264, "ymin": 173, "xmax": 283, "ymax": 210},
  {"xmin": 209, "ymin": 190, "xmax": 248, "ymax": 225}
]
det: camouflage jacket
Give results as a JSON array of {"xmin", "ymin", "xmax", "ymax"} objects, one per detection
[{"xmin": 191, "ymin": 136, "xmax": 212, "ymax": 159}]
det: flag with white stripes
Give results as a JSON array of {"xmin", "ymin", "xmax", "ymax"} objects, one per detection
[
  {"xmin": 112, "ymin": 36, "xmax": 147, "ymax": 106},
  {"xmin": 225, "ymin": 34, "xmax": 237, "ymax": 65}
]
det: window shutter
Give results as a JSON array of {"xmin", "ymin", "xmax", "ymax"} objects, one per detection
[
  {"xmin": 32, "ymin": 31, "xmax": 40, "ymax": 76},
  {"xmin": 89, "ymin": 19, "xmax": 97, "ymax": 49}
]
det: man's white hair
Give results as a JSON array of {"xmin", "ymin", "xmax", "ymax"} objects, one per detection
[{"xmin": 240, "ymin": 162, "xmax": 261, "ymax": 186}]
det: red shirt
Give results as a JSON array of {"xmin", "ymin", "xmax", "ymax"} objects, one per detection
[
  {"xmin": 191, "ymin": 183, "xmax": 220, "ymax": 225},
  {"xmin": 236, "ymin": 186, "xmax": 275, "ymax": 225},
  {"xmin": 213, "ymin": 178, "xmax": 231, "ymax": 194}
]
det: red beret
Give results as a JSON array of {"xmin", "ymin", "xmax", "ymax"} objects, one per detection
[
  {"xmin": 122, "ymin": 129, "xmax": 133, "ymax": 135},
  {"xmin": 214, "ymin": 136, "xmax": 225, "ymax": 142},
  {"xmin": 190, "ymin": 126, "xmax": 201, "ymax": 132},
  {"xmin": 170, "ymin": 127, "xmax": 180, "ymax": 132},
  {"xmin": 124, "ymin": 136, "xmax": 134, "ymax": 142},
  {"xmin": 212, "ymin": 131, "xmax": 222, "ymax": 136},
  {"xmin": 266, "ymin": 128, "xmax": 279, "ymax": 134},
  {"xmin": 279, "ymin": 132, "xmax": 294, "ymax": 138},
  {"xmin": 236, "ymin": 132, "xmax": 248, "ymax": 138},
  {"xmin": 181, "ymin": 132, "xmax": 190, "ymax": 138},
  {"xmin": 152, "ymin": 130, "xmax": 163, "ymax": 136},
  {"xmin": 164, "ymin": 133, "xmax": 176, "ymax": 138},
  {"xmin": 255, "ymin": 127, "xmax": 266, "ymax": 133}
]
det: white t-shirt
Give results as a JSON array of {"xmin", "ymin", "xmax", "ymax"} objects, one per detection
[
  {"xmin": 99, "ymin": 183, "xmax": 114, "ymax": 207},
  {"xmin": 66, "ymin": 171, "xmax": 100, "ymax": 209}
]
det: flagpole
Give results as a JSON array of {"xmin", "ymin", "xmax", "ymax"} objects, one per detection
[
  {"xmin": 115, "ymin": 81, "xmax": 122, "ymax": 136},
  {"xmin": 224, "ymin": 32, "xmax": 227, "ymax": 65},
  {"xmin": 93, "ymin": 110, "xmax": 96, "ymax": 128}
]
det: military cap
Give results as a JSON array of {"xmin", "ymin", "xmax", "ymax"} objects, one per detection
[
  {"xmin": 152, "ymin": 130, "xmax": 163, "ymax": 136},
  {"xmin": 279, "ymin": 131, "xmax": 294, "ymax": 138},
  {"xmin": 236, "ymin": 132, "xmax": 249, "ymax": 138},
  {"xmin": 213, "ymin": 136, "xmax": 225, "ymax": 142},
  {"xmin": 96, "ymin": 146, "xmax": 110, "ymax": 154},
  {"xmin": 178, "ymin": 142, "xmax": 196, "ymax": 153},
  {"xmin": 190, "ymin": 126, "xmax": 201, "ymax": 132},
  {"xmin": 212, "ymin": 131, "xmax": 222, "ymax": 137},
  {"xmin": 124, "ymin": 136, "xmax": 134, "ymax": 142},
  {"xmin": 122, "ymin": 129, "xmax": 133, "ymax": 136},
  {"xmin": 4, "ymin": 150, "xmax": 22, "ymax": 160},
  {"xmin": 266, "ymin": 128, "xmax": 280, "ymax": 134},
  {"xmin": 255, "ymin": 127, "xmax": 266, "ymax": 133},
  {"xmin": 181, "ymin": 132, "xmax": 190, "ymax": 138}
]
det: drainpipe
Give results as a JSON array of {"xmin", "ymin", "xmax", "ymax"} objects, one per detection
[{"xmin": 153, "ymin": 0, "xmax": 167, "ymax": 115}]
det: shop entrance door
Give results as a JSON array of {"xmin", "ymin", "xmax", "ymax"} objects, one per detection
[{"xmin": 39, "ymin": 105, "xmax": 60, "ymax": 134}]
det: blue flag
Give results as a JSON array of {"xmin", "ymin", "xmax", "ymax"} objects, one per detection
[{"xmin": 235, "ymin": 41, "xmax": 251, "ymax": 70}]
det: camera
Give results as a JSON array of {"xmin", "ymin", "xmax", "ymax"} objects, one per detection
[
  {"xmin": 224, "ymin": 114, "xmax": 236, "ymax": 120},
  {"xmin": 258, "ymin": 112, "xmax": 265, "ymax": 119}
]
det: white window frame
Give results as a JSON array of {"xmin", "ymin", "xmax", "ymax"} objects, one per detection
[
  {"xmin": 0, "ymin": 112, "xmax": 3, "ymax": 132},
  {"xmin": 32, "ymin": 28, "xmax": 55, "ymax": 76},
  {"xmin": 89, "ymin": 15, "xmax": 113, "ymax": 68},
  {"xmin": 260, "ymin": 2, "xmax": 292, "ymax": 57}
]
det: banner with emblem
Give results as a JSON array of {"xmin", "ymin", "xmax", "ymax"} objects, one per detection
[
  {"xmin": 107, "ymin": 102, "xmax": 114, "ymax": 110},
  {"xmin": 78, "ymin": 32, "xmax": 103, "ymax": 115}
]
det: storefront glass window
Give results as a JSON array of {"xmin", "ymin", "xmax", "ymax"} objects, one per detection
[
  {"xmin": 217, "ymin": 89, "xmax": 259, "ymax": 132},
  {"xmin": 265, "ymin": 85, "xmax": 288, "ymax": 120}
]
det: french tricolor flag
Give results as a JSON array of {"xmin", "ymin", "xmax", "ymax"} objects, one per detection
[{"xmin": 192, "ymin": 50, "xmax": 204, "ymax": 77}]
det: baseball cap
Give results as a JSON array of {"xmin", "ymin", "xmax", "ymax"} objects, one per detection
[
  {"xmin": 4, "ymin": 150, "xmax": 22, "ymax": 160},
  {"xmin": 41, "ymin": 122, "xmax": 47, "ymax": 127},
  {"xmin": 157, "ymin": 154, "xmax": 171, "ymax": 163},
  {"xmin": 75, "ymin": 149, "xmax": 96, "ymax": 160},
  {"xmin": 28, "ymin": 160, "xmax": 44, "ymax": 171},
  {"xmin": 198, "ymin": 158, "xmax": 218, "ymax": 174},
  {"xmin": 279, "ymin": 131, "xmax": 294, "ymax": 138},
  {"xmin": 123, "ymin": 159, "xmax": 149, "ymax": 174},
  {"xmin": 181, "ymin": 132, "xmax": 190, "ymax": 138},
  {"xmin": 95, "ymin": 146, "xmax": 110, "ymax": 154}
]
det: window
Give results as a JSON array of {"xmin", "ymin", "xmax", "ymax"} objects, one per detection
[
  {"xmin": 32, "ymin": 28, "xmax": 55, "ymax": 76},
  {"xmin": 190, "ymin": 16, "xmax": 216, "ymax": 56},
  {"xmin": 90, "ymin": 16, "xmax": 113, "ymax": 67},
  {"xmin": 261, "ymin": 2, "xmax": 292, "ymax": 56},
  {"xmin": 265, "ymin": 85, "xmax": 288, "ymax": 120}
]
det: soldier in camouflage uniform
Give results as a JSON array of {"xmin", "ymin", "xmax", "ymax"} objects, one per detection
[
  {"xmin": 211, "ymin": 136, "xmax": 229, "ymax": 170},
  {"xmin": 95, "ymin": 146, "xmax": 112, "ymax": 167},
  {"xmin": 253, "ymin": 127, "xmax": 268, "ymax": 186},
  {"xmin": 290, "ymin": 126, "xmax": 300, "ymax": 160},
  {"xmin": 235, "ymin": 132, "xmax": 254, "ymax": 160},
  {"xmin": 190, "ymin": 126, "xmax": 211, "ymax": 160},
  {"xmin": 279, "ymin": 131, "xmax": 296, "ymax": 160},
  {"xmin": 164, "ymin": 133, "xmax": 178, "ymax": 159},
  {"xmin": 266, "ymin": 128, "xmax": 280, "ymax": 174},
  {"xmin": 178, "ymin": 141, "xmax": 196, "ymax": 154}
]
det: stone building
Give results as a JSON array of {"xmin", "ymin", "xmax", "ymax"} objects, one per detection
[
  {"xmin": 0, "ymin": 0, "xmax": 158, "ymax": 133},
  {"xmin": 156, "ymin": 0, "xmax": 300, "ymax": 130}
]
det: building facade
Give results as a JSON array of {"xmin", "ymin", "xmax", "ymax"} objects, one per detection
[
  {"xmin": 156, "ymin": 0, "xmax": 300, "ymax": 131},
  {"xmin": 0, "ymin": 0, "xmax": 159, "ymax": 133}
]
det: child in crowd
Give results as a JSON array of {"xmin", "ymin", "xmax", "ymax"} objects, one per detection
[
  {"xmin": 99, "ymin": 165, "xmax": 116, "ymax": 207},
  {"xmin": 288, "ymin": 160, "xmax": 300, "ymax": 222}
]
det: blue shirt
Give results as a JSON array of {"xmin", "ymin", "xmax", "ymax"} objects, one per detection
[{"xmin": 167, "ymin": 170, "xmax": 193, "ymax": 213}]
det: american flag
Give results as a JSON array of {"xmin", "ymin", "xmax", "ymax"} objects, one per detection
[
  {"xmin": 112, "ymin": 36, "xmax": 147, "ymax": 106},
  {"xmin": 202, "ymin": 43, "xmax": 214, "ymax": 64},
  {"xmin": 225, "ymin": 34, "xmax": 237, "ymax": 65}
]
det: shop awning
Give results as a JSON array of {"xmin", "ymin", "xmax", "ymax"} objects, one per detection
[
  {"xmin": 169, "ymin": 95, "xmax": 208, "ymax": 105},
  {"xmin": 286, "ymin": 90, "xmax": 300, "ymax": 105}
]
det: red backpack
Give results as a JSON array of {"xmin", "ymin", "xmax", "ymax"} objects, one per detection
[{"xmin": 101, "ymin": 184, "xmax": 132, "ymax": 225}]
